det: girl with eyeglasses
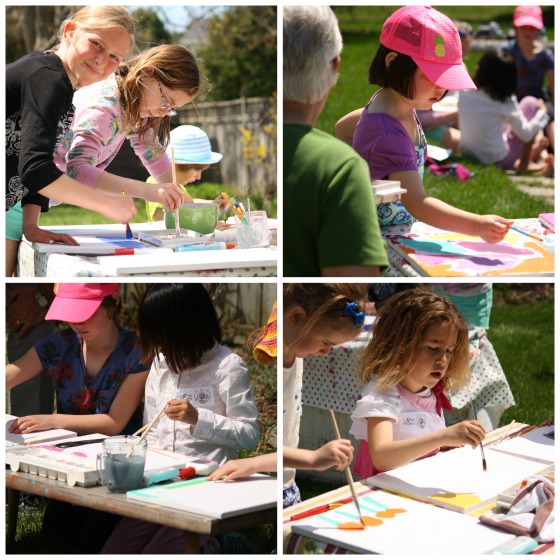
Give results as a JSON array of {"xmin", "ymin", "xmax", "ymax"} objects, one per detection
[{"xmin": 20, "ymin": 44, "xmax": 199, "ymax": 249}]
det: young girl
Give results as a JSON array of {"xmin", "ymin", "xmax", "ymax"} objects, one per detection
[
  {"xmin": 6, "ymin": 282, "xmax": 150, "ymax": 553},
  {"xmin": 506, "ymin": 5, "xmax": 554, "ymax": 151},
  {"xmin": 102, "ymin": 283, "xmax": 260, "ymax": 553},
  {"xmin": 335, "ymin": 6, "xmax": 512, "ymax": 242},
  {"xmin": 6, "ymin": 6, "xmax": 138, "ymax": 258},
  {"xmin": 145, "ymin": 124, "xmax": 226, "ymax": 222},
  {"xmin": 458, "ymin": 50, "xmax": 552, "ymax": 174},
  {"xmin": 6, "ymin": 283, "xmax": 149, "ymax": 435},
  {"xmin": 211, "ymin": 284, "xmax": 362, "ymax": 510},
  {"xmin": 10, "ymin": 44, "xmax": 197, "ymax": 274},
  {"xmin": 350, "ymin": 287, "xmax": 485, "ymax": 477}
]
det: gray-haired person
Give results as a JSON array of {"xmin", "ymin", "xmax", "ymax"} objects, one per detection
[{"xmin": 284, "ymin": 6, "xmax": 387, "ymax": 277}]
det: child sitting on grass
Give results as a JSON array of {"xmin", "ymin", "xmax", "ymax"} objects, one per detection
[
  {"xmin": 145, "ymin": 125, "xmax": 227, "ymax": 221},
  {"xmin": 458, "ymin": 49, "xmax": 552, "ymax": 175}
]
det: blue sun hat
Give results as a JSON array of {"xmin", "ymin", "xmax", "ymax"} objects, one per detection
[{"xmin": 167, "ymin": 125, "xmax": 223, "ymax": 165}]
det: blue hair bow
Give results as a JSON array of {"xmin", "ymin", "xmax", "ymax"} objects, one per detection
[{"xmin": 342, "ymin": 301, "xmax": 365, "ymax": 327}]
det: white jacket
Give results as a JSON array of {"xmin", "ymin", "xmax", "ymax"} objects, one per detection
[{"xmin": 144, "ymin": 343, "xmax": 260, "ymax": 465}]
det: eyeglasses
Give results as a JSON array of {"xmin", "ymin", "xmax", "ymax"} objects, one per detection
[{"xmin": 157, "ymin": 80, "xmax": 177, "ymax": 117}]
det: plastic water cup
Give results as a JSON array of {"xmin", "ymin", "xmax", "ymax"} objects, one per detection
[
  {"xmin": 236, "ymin": 210, "xmax": 270, "ymax": 248},
  {"xmin": 96, "ymin": 436, "xmax": 147, "ymax": 493}
]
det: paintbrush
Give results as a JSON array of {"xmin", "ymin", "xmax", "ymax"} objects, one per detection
[
  {"xmin": 121, "ymin": 191, "xmax": 133, "ymax": 239},
  {"xmin": 127, "ymin": 402, "xmax": 168, "ymax": 458},
  {"xmin": 329, "ymin": 409, "xmax": 365, "ymax": 526},
  {"xmin": 509, "ymin": 225, "xmax": 543, "ymax": 242},
  {"xmin": 470, "ymin": 400, "xmax": 487, "ymax": 471},
  {"xmin": 170, "ymin": 146, "xmax": 181, "ymax": 238}
]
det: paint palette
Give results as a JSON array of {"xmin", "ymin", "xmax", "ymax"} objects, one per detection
[
  {"xmin": 6, "ymin": 435, "xmax": 191, "ymax": 487},
  {"xmin": 291, "ymin": 488, "xmax": 514, "ymax": 554},
  {"xmin": 136, "ymin": 229, "xmax": 211, "ymax": 248},
  {"xmin": 6, "ymin": 435, "xmax": 108, "ymax": 486}
]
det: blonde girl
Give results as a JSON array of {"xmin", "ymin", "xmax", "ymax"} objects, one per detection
[
  {"xmin": 6, "ymin": 6, "xmax": 139, "ymax": 275},
  {"xmin": 350, "ymin": 287, "xmax": 485, "ymax": 477}
]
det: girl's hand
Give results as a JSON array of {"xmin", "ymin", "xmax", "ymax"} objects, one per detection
[
  {"xmin": 208, "ymin": 458, "xmax": 255, "ymax": 482},
  {"xmin": 165, "ymin": 399, "xmax": 198, "ymax": 425},
  {"xmin": 152, "ymin": 183, "xmax": 188, "ymax": 211},
  {"xmin": 310, "ymin": 439, "xmax": 354, "ymax": 471},
  {"xmin": 477, "ymin": 215, "xmax": 513, "ymax": 243},
  {"xmin": 102, "ymin": 197, "xmax": 137, "ymax": 224},
  {"xmin": 22, "ymin": 224, "xmax": 78, "ymax": 246},
  {"xmin": 9, "ymin": 415, "xmax": 57, "ymax": 434},
  {"xmin": 442, "ymin": 420, "xmax": 485, "ymax": 448}
]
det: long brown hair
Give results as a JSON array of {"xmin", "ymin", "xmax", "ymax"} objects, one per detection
[
  {"xmin": 116, "ymin": 44, "xmax": 200, "ymax": 146},
  {"xmin": 359, "ymin": 287, "xmax": 470, "ymax": 392}
]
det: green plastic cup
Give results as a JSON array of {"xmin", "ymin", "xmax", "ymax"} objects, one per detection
[{"xmin": 165, "ymin": 203, "xmax": 219, "ymax": 234}]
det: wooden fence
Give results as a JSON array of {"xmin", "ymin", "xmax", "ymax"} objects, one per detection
[{"xmin": 178, "ymin": 97, "xmax": 277, "ymax": 197}]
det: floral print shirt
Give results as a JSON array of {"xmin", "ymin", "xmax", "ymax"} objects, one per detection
[
  {"xmin": 33, "ymin": 327, "xmax": 150, "ymax": 434},
  {"xmin": 53, "ymin": 76, "xmax": 171, "ymax": 188}
]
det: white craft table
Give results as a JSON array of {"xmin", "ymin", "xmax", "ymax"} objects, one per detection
[
  {"xmin": 6, "ymin": 469, "xmax": 276, "ymax": 554},
  {"xmin": 16, "ymin": 221, "xmax": 277, "ymax": 277}
]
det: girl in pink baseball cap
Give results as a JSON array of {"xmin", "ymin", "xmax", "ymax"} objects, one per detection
[
  {"xmin": 336, "ymin": 6, "xmax": 513, "ymax": 247},
  {"xmin": 6, "ymin": 282, "xmax": 151, "ymax": 552},
  {"xmin": 6, "ymin": 283, "xmax": 150, "ymax": 437}
]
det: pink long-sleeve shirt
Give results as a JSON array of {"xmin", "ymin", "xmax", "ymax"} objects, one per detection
[{"xmin": 53, "ymin": 76, "xmax": 172, "ymax": 186}]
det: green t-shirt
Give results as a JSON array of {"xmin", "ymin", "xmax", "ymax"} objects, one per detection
[{"xmin": 284, "ymin": 124, "xmax": 388, "ymax": 276}]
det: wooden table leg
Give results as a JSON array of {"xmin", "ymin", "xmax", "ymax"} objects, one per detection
[
  {"xmin": 183, "ymin": 530, "xmax": 200, "ymax": 554},
  {"xmin": 7, "ymin": 488, "xmax": 20, "ymax": 548}
]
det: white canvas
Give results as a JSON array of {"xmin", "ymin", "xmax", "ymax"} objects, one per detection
[
  {"xmin": 291, "ymin": 489, "xmax": 513, "ymax": 554},
  {"xmin": 367, "ymin": 446, "xmax": 549, "ymax": 513},
  {"xmin": 127, "ymin": 474, "xmax": 277, "ymax": 519}
]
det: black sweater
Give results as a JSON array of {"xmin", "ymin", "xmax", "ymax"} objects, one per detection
[{"xmin": 6, "ymin": 52, "xmax": 74, "ymax": 211}]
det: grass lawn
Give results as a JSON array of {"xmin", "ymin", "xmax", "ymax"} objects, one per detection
[
  {"xmin": 297, "ymin": 289, "xmax": 554, "ymax": 501},
  {"xmin": 315, "ymin": 6, "xmax": 555, "ymax": 218}
]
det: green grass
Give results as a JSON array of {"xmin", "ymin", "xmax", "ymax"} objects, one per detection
[{"xmin": 424, "ymin": 158, "xmax": 553, "ymax": 216}]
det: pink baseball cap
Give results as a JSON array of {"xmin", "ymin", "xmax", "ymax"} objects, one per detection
[
  {"xmin": 46, "ymin": 283, "xmax": 119, "ymax": 323},
  {"xmin": 380, "ymin": 5, "xmax": 476, "ymax": 90},
  {"xmin": 513, "ymin": 5, "xmax": 543, "ymax": 29}
]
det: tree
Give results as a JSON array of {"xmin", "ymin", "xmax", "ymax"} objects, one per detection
[
  {"xmin": 132, "ymin": 8, "xmax": 173, "ymax": 50},
  {"xmin": 6, "ymin": 6, "xmax": 74, "ymax": 63},
  {"xmin": 197, "ymin": 7, "xmax": 276, "ymax": 101}
]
